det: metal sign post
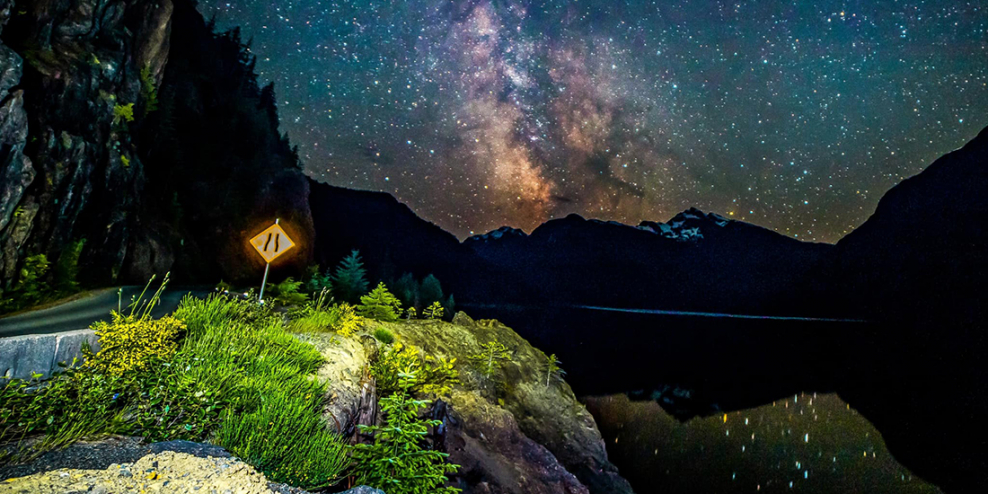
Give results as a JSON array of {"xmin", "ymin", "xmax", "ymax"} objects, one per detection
[{"xmin": 249, "ymin": 218, "xmax": 296, "ymax": 303}]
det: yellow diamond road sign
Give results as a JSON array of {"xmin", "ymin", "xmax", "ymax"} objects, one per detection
[{"xmin": 250, "ymin": 223, "xmax": 295, "ymax": 263}]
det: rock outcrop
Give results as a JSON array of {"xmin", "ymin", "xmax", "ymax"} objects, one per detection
[
  {"xmin": 0, "ymin": 0, "xmax": 173, "ymax": 285},
  {"xmin": 0, "ymin": 0, "xmax": 313, "ymax": 290},
  {"xmin": 306, "ymin": 313, "xmax": 633, "ymax": 494}
]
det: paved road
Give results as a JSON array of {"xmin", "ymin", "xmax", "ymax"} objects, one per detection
[{"xmin": 0, "ymin": 286, "xmax": 210, "ymax": 338}]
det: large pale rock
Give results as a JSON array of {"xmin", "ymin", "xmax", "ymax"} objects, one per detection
[
  {"xmin": 307, "ymin": 332, "xmax": 375, "ymax": 432},
  {"xmin": 309, "ymin": 314, "xmax": 634, "ymax": 494}
]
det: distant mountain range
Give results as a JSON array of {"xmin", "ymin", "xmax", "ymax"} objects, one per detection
[{"xmin": 310, "ymin": 186, "xmax": 833, "ymax": 317}]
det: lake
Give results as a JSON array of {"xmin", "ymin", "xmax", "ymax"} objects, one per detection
[{"xmin": 460, "ymin": 304, "xmax": 942, "ymax": 493}]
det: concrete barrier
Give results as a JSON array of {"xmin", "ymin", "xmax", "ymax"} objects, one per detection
[{"xmin": 0, "ymin": 330, "xmax": 99, "ymax": 380}]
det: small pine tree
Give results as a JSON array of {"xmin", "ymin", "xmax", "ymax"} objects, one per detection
[
  {"xmin": 545, "ymin": 353, "xmax": 566, "ymax": 387},
  {"xmin": 404, "ymin": 306, "xmax": 417, "ymax": 320},
  {"xmin": 331, "ymin": 250, "xmax": 369, "ymax": 303},
  {"xmin": 471, "ymin": 341, "xmax": 512, "ymax": 378},
  {"xmin": 351, "ymin": 371, "xmax": 461, "ymax": 493},
  {"xmin": 423, "ymin": 301, "xmax": 444, "ymax": 320},
  {"xmin": 358, "ymin": 282, "xmax": 402, "ymax": 322}
]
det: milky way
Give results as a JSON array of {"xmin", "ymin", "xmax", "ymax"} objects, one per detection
[{"xmin": 200, "ymin": 0, "xmax": 987, "ymax": 241}]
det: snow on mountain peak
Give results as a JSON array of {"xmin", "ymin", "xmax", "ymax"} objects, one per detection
[{"xmin": 639, "ymin": 208, "xmax": 734, "ymax": 242}]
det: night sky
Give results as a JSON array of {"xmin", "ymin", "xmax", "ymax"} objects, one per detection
[{"xmin": 200, "ymin": 0, "xmax": 987, "ymax": 241}]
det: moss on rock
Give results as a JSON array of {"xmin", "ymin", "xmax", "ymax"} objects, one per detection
[{"xmin": 311, "ymin": 312, "xmax": 633, "ymax": 494}]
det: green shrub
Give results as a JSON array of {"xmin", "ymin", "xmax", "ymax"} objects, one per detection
[
  {"xmin": 265, "ymin": 277, "xmax": 308, "ymax": 306},
  {"xmin": 54, "ymin": 239, "xmax": 85, "ymax": 293},
  {"xmin": 289, "ymin": 291, "xmax": 363, "ymax": 337},
  {"xmin": 85, "ymin": 313, "xmax": 184, "ymax": 375},
  {"xmin": 373, "ymin": 327, "xmax": 395, "ymax": 345},
  {"xmin": 371, "ymin": 343, "xmax": 459, "ymax": 398},
  {"xmin": 140, "ymin": 63, "xmax": 159, "ymax": 116},
  {"xmin": 113, "ymin": 103, "xmax": 135, "ymax": 124},
  {"xmin": 419, "ymin": 355, "xmax": 460, "ymax": 397},
  {"xmin": 358, "ymin": 283, "xmax": 402, "ymax": 322},
  {"xmin": 351, "ymin": 370, "xmax": 461, "ymax": 494},
  {"xmin": 330, "ymin": 250, "xmax": 369, "ymax": 303},
  {"xmin": 371, "ymin": 342, "xmax": 416, "ymax": 396},
  {"xmin": 1, "ymin": 254, "xmax": 51, "ymax": 311}
]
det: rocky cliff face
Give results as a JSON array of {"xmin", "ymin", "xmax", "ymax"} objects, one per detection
[
  {"xmin": 305, "ymin": 313, "xmax": 633, "ymax": 494},
  {"xmin": 0, "ymin": 0, "xmax": 174, "ymax": 285},
  {"xmin": 0, "ymin": 0, "xmax": 313, "ymax": 290}
]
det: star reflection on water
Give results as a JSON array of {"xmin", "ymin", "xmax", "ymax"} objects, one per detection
[{"xmin": 584, "ymin": 393, "xmax": 942, "ymax": 494}]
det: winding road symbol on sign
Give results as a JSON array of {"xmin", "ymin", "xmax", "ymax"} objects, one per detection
[{"xmin": 250, "ymin": 222, "xmax": 295, "ymax": 264}]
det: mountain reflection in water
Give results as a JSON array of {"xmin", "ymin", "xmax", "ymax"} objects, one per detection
[{"xmin": 584, "ymin": 393, "xmax": 942, "ymax": 494}]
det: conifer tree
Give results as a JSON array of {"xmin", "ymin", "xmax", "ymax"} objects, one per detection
[
  {"xmin": 351, "ymin": 371, "xmax": 460, "ymax": 493},
  {"xmin": 423, "ymin": 301, "xmax": 444, "ymax": 320},
  {"xmin": 420, "ymin": 274, "xmax": 443, "ymax": 310},
  {"xmin": 471, "ymin": 341, "xmax": 512, "ymax": 378},
  {"xmin": 304, "ymin": 264, "xmax": 332, "ymax": 293},
  {"xmin": 545, "ymin": 353, "xmax": 566, "ymax": 387},
  {"xmin": 358, "ymin": 282, "xmax": 402, "ymax": 322},
  {"xmin": 443, "ymin": 294, "xmax": 455, "ymax": 318},
  {"xmin": 331, "ymin": 250, "xmax": 369, "ymax": 303},
  {"xmin": 392, "ymin": 272, "xmax": 420, "ymax": 310}
]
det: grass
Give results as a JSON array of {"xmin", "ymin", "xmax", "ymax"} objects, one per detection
[
  {"xmin": 1, "ymin": 293, "xmax": 349, "ymax": 490},
  {"xmin": 172, "ymin": 295, "xmax": 348, "ymax": 488},
  {"xmin": 289, "ymin": 307, "xmax": 343, "ymax": 333}
]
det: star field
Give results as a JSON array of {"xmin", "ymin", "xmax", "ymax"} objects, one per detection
[{"xmin": 199, "ymin": 0, "xmax": 988, "ymax": 241}]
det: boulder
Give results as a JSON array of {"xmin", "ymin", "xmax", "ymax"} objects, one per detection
[{"xmin": 311, "ymin": 313, "xmax": 633, "ymax": 494}]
